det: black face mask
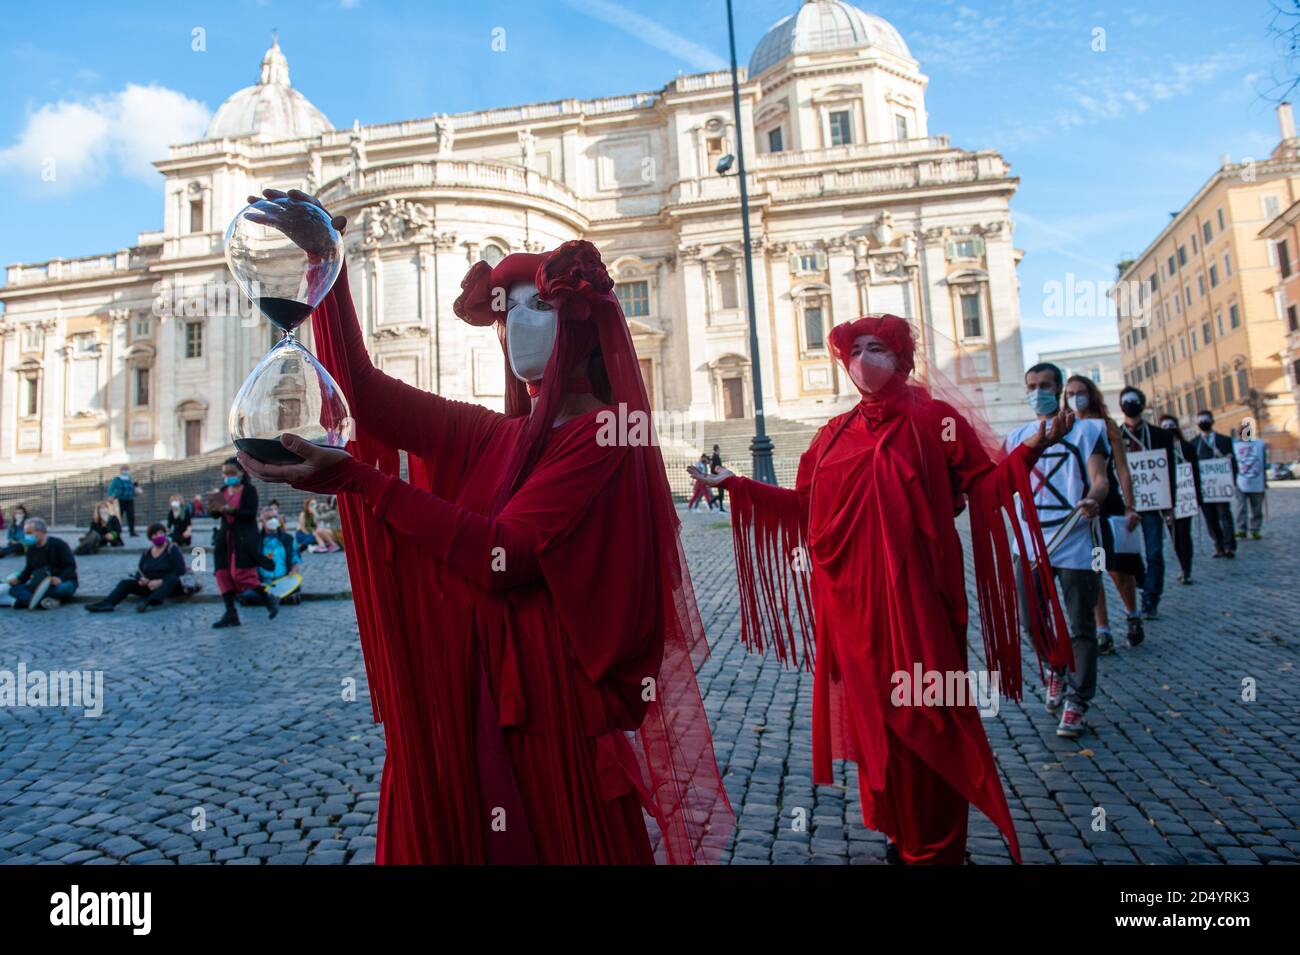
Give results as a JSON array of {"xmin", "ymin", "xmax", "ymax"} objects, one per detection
[
  {"xmin": 1121, "ymin": 399, "xmax": 1145, "ymax": 418},
  {"xmin": 1197, "ymin": 419, "xmax": 1213, "ymax": 432}
]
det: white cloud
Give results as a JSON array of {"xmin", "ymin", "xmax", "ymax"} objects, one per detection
[
  {"xmin": 0, "ymin": 83, "xmax": 210, "ymax": 193},
  {"xmin": 568, "ymin": 0, "xmax": 727, "ymax": 72}
]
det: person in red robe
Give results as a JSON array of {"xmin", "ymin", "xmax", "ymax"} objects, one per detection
[
  {"xmin": 693, "ymin": 315, "xmax": 1074, "ymax": 864},
  {"xmin": 238, "ymin": 190, "xmax": 732, "ymax": 864}
]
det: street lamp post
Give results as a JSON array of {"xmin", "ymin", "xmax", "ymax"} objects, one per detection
[{"xmin": 725, "ymin": 0, "xmax": 777, "ymax": 485}]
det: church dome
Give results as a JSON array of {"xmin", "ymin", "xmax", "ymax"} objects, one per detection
[
  {"xmin": 205, "ymin": 37, "xmax": 333, "ymax": 141},
  {"xmin": 749, "ymin": 0, "xmax": 912, "ymax": 76}
]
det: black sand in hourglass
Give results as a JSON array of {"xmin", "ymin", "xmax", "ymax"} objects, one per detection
[{"xmin": 258, "ymin": 297, "xmax": 315, "ymax": 333}]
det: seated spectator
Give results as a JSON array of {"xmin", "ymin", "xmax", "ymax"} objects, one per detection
[
  {"xmin": 76, "ymin": 501, "xmax": 124, "ymax": 555},
  {"xmin": 311, "ymin": 496, "xmax": 342, "ymax": 553},
  {"xmin": 300, "ymin": 496, "xmax": 340, "ymax": 553},
  {"xmin": 190, "ymin": 493, "xmax": 207, "ymax": 518},
  {"xmin": 0, "ymin": 505, "xmax": 29, "ymax": 558},
  {"xmin": 237, "ymin": 508, "xmax": 301, "ymax": 618},
  {"xmin": 2, "ymin": 518, "xmax": 78, "ymax": 609},
  {"xmin": 166, "ymin": 495, "xmax": 192, "ymax": 546},
  {"xmin": 86, "ymin": 523, "xmax": 185, "ymax": 614}
]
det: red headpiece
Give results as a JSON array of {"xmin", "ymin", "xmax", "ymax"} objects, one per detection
[{"xmin": 827, "ymin": 313, "xmax": 917, "ymax": 379}]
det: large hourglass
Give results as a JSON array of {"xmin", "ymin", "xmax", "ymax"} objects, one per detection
[{"xmin": 224, "ymin": 196, "xmax": 354, "ymax": 464}]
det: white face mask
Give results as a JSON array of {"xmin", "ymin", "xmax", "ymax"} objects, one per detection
[
  {"xmin": 266, "ymin": 518, "xmax": 281, "ymax": 531},
  {"xmin": 846, "ymin": 334, "xmax": 897, "ymax": 395},
  {"xmin": 505, "ymin": 283, "xmax": 557, "ymax": 384}
]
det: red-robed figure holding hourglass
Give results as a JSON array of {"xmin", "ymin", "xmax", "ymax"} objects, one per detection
[
  {"xmin": 693, "ymin": 315, "xmax": 1074, "ymax": 864},
  {"xmin": 239, "ymin": 189, "xmax": 731, "ymax": 864}
]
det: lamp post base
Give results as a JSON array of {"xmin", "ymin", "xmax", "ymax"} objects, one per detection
[{"xmin": 749, "ymin": 432, "xmax": 778, "ymax": 485}]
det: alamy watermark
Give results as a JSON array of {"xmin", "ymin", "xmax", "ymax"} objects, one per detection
[{"xmin": 0, "ymin": 663, "xmax": 104, "ymax": 718}]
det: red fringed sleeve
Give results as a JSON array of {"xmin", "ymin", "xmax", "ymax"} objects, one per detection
[{"xmin": 721, "ymin": 466, "xmax": 816, "ymax": 671}]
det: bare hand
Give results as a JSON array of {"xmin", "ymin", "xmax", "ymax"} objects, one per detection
[
  {"xmin": 147, "ymin": 579, "xmax": 162, "ymax": 591},
  {"xmin": 688, "ymin": 464, "xmax": 733, "ymax": 488},
  {"xmin": 1024, "ymin": 407, "xmax": 1075, "ymax": 450},
  {"xmin": 243, "ymin": 189, "xmax": 347, "ymax": 257},
  {"xmin": 1078, "ymin": 498, "xmax": 1100, "ymax": 518},
  {"xmin": 1125, "ymin": 507, "xmax": 1140, "ymax": 531},
  {"xmin": 238, "ymin": 434, "xmax": 352, "ymax": 487}
]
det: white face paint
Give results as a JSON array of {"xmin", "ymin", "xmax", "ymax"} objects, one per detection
[
  {"xmin": 845, "ymin": 334, "xmax": 897, "ymax": 394},
  {"xmin": 505, "ymin": 282, "xmax": 557, "ymax": 384}
]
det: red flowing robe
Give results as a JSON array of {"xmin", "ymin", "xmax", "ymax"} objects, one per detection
[
  {"xmin": 724, "ymin": 388, "xmax": 1069, "ymax": 864},
  {"xmin": 298, "ymin": 265, "xmax": 729, "ymax": 863}
]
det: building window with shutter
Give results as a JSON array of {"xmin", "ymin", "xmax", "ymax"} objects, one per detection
[
  {"xmin": 1223, "ymin": 373, "xmax": 1235, "ymax": 403},
  {"xmin": 804, "ymin": 305, "xmax": 825, "ymax": 351},
  {"xmin": 1210, "ymin": 378, "xmax": 1221, "ymax": 407},
  {"xmin": 189, "ymin": 198, "xmax": 204, "ymax": 234},
  {"xmin": 1209, "ymin": 264, "xmax": 1219, "ymax": 288},
  {"xmin": 133, "ymin": 366, "xmax": 150, "ymax": 407},
  {"xmin": 716, "ymin": 269, "xmax": 738, "ymax": 310},
  {"xmin": 1288, "ymin": 304, "xmax": 1299, "ymax": 332},
  {"xmin": 1202, "ymin": 221, "xmax": 1212, "ymax": 244},
  {"xmin": 1237, "ymin": 367, "xmax": 1249, "ymax": 395},
  {"xmin": 959, "ymin": 290, "xmax": 983, "ymax": 339},
  {"xmin": 1216, "ymin": 311, "xmax": 1225, "ymax": 337},
  {"xmin": 184, "ymin": 321, "xmax": 204, "ymax": 359},
  {"xmin": 1229, "ymin": 303, "xmax": 1240, "ymax": 328},
  {"xmin": 21, "ymin": 375, "xmax": 39, "ymax": 417},
  {"xmin": 767, "ymin": 127, "xmax": 783, "ymax": 153},
  {"xmin": 1280, "ymin": 240, "xmax": 1292, "ymax": 278},
  {"xmin": 828, "ymin": 110, "xmax": 853, "ymax": 146},
  {"xmin": 894, "ymin": 114, "xmax": 909, "ymax": 140},
  {"xmin": 616, "ymin": 280, "xmax": 650, "ymax": 317}
]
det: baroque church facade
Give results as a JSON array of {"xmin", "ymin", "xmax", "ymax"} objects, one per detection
[{"xmin": 0, "ymin": 0, "xmax": 1030, "ymax": 479}]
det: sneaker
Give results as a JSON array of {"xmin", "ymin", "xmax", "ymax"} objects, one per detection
[
  {"xmin": 1212, "ymin": 550, "xmax": 1224, "ymax": 559},
  {"xmin": 266, "ymin": 592, "xmax": 280, "ymax": 620},
  {"xmin": 85, "ymin": 602, "xmax": 115, "ymax": 613},
  {"xmin": 212, "ymin": 611, "xmax": 241, "ymax": 629},
  {"xmin": 1097, "ymin": 629, "xmax": 1115, "ymax": 656},
  {"xmin": 310, "ymin": 545, "xmax": 327, "ymax": 553},
  {"xmin": 1045, "ymin": 671, "xmax": 1066, "ymax": 713},
  {"xmin": 1143, "ymin": 606, "xmax": 1160, "ymax": 621},
  {"xmin": 1127, "ymin": 616, "xmax": 1145, "ymax": 647},
  {"xmin": 326, "ymin": 544, "xmax": 341, "ymax": 553},
  {"xmin": 39, "ymin": 597, "xmax": 61, "ymax": 610},
  {"xmin": 1251, "ymin": 531, "xmax": 1262, "ymax": 540},
  {"xmin": 1224, "ymin": 551, "xmax": 1236, "ymax": 560},
  {"xmin": 136, "ymin": 601, "xmax": 154, "ymax": 613},
  {"xmin": 1057, "ymin": 701, "xmax": 1087, "ymax": 738}
]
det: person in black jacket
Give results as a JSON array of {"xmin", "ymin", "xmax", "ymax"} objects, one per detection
[
  {"xmin": 208, "ymin": 457, "xmax": 263, "ymax": 628},
  {"xmin": 1159, "ymin": 412, "xmax": 1200, "ymax": 583},
  {"xmin": 1193, "ymin": 410, "xmax": 1237, "ymax": 558},
  {"xmin": 76, "ymin": 501, "xmax": 124, "ymax": 555},
  {"xmin": 85, "ymin": 523, "xmax": 186, "ymax": 613},
  {"xmin": 1117, "ymin": 387, "xmax": 1176, "ymax": 619},
  {"xmin": 165, "ymin": 494, "xmax": 192, "ymax": 546},
  {"xmin": 2, "ymin": 518, "xmax": 78, "ymax": 608}
]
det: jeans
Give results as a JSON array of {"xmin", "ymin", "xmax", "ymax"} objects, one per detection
[
  {"xmin": 1138, "ymin": 510, "xmax": 1165, "ymax": 612},
  {"xmin": 1233, "ymin": 489, "xmax": 1265, "ymax": 534},
  {"xmin": 1016, "ymin": 560, "xmax": 1102, "ymax": 708},
  {"xmin": 1201, "ymin": 502, "xmax": 1235, "ymax": 554},
  {"xmin": 103, "ymin": 575, "xmax": 181, "ymax": 607},
  {"xmin": 9, "ymin": 579, "xmax": 77, "ymax": 608}
]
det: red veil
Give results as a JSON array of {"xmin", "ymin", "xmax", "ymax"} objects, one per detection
[{"xmin": 312, "ymin": 240, "xmax": 732, "ymax": 863}]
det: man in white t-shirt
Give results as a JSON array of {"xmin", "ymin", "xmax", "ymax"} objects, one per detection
[{"xmin": 1006, "ymin": 363, "xmax": 1110, "ymax": 739}]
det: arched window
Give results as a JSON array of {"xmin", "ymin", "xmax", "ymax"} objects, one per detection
[{"xmin": 479, "ymin": 243, "xmax": 506, "ymax": 267}]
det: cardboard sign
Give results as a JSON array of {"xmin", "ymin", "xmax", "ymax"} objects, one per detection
[
  {"xmin": 1174, "ymin": 462, "xmax": 1199, "ymax": 519},
  {"xmin": 1199, "ymin": 457, "xmax": 1235, "ymax": 503},
  {"xmin": 1234, "ymin": 440, "xmax": 1266, "ymax": 494},
  {"xmin": 1128, "ymin": 448, "xmax": 1172, "ymax": 511}
]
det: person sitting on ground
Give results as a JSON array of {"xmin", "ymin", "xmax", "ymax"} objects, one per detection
[
  {"xmin": 166, "ymin": 494, "xmax": 192, "ymax": 546},
  {"xmin": 190, "ymin": 494, "xmax": 207, "ymax": 518},
  {"xmin": 239, "ymin": 508, "xmax": 302, "ymax": 617},
  {"xmin": 305, "ymin": 496, "xmax": 341, "ymax": 552},
  {"xmin": 77, "ymin": 500, "xmax": 124, "ymax": 555},
  {"xmin": 2, "ymin": 518, "xmax": 78, "ymax": 609},
  {"xmin": 86, "ymin": 523, "xmax": 185, "ymax": 614},
  {"xmin": 0, "ymin": 505, "xmax": 29, "ymax": 558},
  {"xmin": 295, "ymin": 497, "xmax": 318, "ymax": 556}
]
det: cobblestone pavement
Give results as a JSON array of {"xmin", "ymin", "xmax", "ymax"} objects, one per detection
[{"xmin": 1, "ymin": 488, "xmax": 1297, "ymax": 865}]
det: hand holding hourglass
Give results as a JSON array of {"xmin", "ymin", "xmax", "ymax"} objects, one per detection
[{"xmin": 225, "ymin": 187, "xmax": 355, "ymax": 466}]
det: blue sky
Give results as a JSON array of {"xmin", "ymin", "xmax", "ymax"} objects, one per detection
[{"xmin": 0, "ymin": 0, "xmax": 1287, "ymax": 361}]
